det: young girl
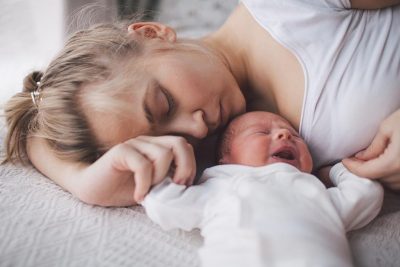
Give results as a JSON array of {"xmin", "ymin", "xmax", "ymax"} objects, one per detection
[{"xmin": 3, "ymin": 0, "xmax": 400, "ymax": 206}]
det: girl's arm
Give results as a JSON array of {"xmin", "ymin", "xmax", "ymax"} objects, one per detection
[
  {"xmin": 350, "ymin": 0, "xmax": 400, "ymax": 9},
  {"xmin": 27, "ymin": 135, "xmax": 196, "ymax": 207},
  {"xmin": 343, "ymin": 108, "xmax": 400, "ymax": 192}
]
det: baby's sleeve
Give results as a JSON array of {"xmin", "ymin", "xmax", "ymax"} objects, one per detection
[
  {"xmin": 141, "ymin": 177, "xmax": 210, "ymax": 231},
  {"xmin": 327, "ymin": 163, "xmax": 384, "ymax": 232}
]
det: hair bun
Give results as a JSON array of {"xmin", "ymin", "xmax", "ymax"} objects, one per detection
[{"xmin": 23, "ymin": 71, "xmax": 43, "ymax": 93}]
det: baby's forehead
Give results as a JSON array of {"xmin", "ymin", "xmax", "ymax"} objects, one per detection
[{"xmin": 233, "ymin": 113, "xmax": 290, "ymax": 131}]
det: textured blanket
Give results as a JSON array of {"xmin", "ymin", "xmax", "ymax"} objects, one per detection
[{"xmin": 0, "ymin": 122, "xmax": 202, "ymax": 267}]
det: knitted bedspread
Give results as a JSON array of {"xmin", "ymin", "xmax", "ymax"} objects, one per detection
[{"xmin": 1, "ymin": 120, "xmax": 400, "ymax": 267}]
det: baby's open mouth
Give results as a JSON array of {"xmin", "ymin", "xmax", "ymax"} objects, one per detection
[{"xmin": 272, "ymin": 149, "xmax": 295, "ymax": 160}]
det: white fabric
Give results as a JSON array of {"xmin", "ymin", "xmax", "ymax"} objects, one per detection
[
  {"xmin": 142, "ymin": 163, "xmax": 383, "ymax": 267},
  {"xmin": 241, "ymin": 0, "xmax": 400, "ymax": 168}
]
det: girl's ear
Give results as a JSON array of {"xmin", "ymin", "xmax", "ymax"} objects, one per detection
[{"xmin": 127, "ymin": 22, "xmax": 176, "ymax": 42}]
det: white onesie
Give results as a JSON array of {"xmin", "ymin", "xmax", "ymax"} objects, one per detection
[
  {"xmin": 142, "ymin": 163, "xmax": 383, "ymax": 267},
  {"xmin": 241, "ymin": 0, "xmax": 400, "ymax": 168}
]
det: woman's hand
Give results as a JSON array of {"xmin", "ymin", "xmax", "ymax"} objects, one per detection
[
  {"xmin": 342, "ymin": 109, "xmax": 400, "ymax": 191},
  {"xmin": 77, "ymin": 135, "xmax": 196, "ymax": 206}
]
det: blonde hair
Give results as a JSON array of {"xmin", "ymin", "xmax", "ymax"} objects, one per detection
[
  {"xmin": 3, "ymin": 20, "xmax": 218, "ymax": 165},
  {"xmin": 3, "ymin": 22, "xmax": 145, "ymax": 164}
]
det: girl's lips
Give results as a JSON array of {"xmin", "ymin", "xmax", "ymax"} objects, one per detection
[
  {"xmin": 205, "ymin": 101, "xmax": 226, "ymax": 135},
  {"xmin": 211, "ymin": 101, "xmax": 226, "ymax": 134},
  {"xmin": 219, "ymin": 101, "xmax": 225, "ymax": 127}
]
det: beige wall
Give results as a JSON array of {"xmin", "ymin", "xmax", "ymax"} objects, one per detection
[{"xmin": 0, "ymin": 0, "xmax": 118, "ymax": 103}]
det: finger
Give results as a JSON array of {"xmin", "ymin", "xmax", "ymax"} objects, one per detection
[
  {"xmin": 133, "ymin": 163, "xmax": 153, "ymax": 202},
  {"xmin": 123, "ymin": 139, "xmax": 173, "ymax": 184},
  {"xmin": 342, "ymin": 156, "xmax": 393, "ymax": 179},
  {"xmin": 111, "ymin": 144, "xmax": 153, "ymax": 202},
  {"xmin": 138, "ymin": 136, "xmax": 197, "ymax": 185},
  {"xmin": 355, "ymin": 131, "xmax": 388, "ymax": 160},
  {"xmin": 166, "ymin": 137, "xmax": 196, "ymax": 185}
]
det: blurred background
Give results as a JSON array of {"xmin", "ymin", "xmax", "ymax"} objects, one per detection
[{"xmin": 0, "ymin": 0, "xmax": 237, "ymax": 105}]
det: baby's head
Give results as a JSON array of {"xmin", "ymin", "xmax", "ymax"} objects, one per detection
[{"xmin": 218, "ymin": 111, "xmax": 313, "ymax": 173}]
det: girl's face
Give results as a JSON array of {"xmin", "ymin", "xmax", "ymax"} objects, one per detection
[{"xmin": 86, "ymin": 49, "xmax": 246, "ymax": 149}]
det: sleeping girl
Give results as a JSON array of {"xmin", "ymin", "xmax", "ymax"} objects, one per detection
[{"xmin": 142, "ymin": 111, "xmax": 383, "ymax": 267}]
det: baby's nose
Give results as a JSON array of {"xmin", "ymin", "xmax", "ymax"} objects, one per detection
[{"xmin": 276, "ymin": 129, "xmax": 292, "ymax": 140}]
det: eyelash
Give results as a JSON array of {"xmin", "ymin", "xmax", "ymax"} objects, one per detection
[{"xmin": 160, "ymin": 87, "xmax": 175, "ymax": 116}]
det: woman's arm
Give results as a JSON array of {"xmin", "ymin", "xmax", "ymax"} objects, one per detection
[
  {"xmin": 350, "ymin": 0, "xmax": 400, "ymax": 9},
  {"xmin": 343, "ymin": 108, "xmax": 400, "ymax": 192},
  {"xmin": 27, "ymin": 135, "xmax": 196, "ymax": 206}
]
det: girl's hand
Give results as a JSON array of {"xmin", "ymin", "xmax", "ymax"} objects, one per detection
[
  {"xmin": 77, "ymin": 135, "xmax": 196, "ymax": 206},
  {"xmin": 342, "ymin": 109, "xmax": 400, "ymax": 191}
]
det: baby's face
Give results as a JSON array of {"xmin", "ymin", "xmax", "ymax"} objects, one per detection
[{"xmin": 223, "ymin": 112, "xmax": 313, "ymax": 173}]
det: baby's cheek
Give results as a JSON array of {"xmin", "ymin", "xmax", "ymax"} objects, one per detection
[{"xmin": 297, "ymin": 144, "xmax": 313, "ymax": 172}]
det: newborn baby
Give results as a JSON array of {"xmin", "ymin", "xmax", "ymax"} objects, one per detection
[{"xmin": 142, "ymin": 111, "xmax": 383, "ymax": 267}]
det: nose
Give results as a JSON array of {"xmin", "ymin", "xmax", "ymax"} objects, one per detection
[
  {"xmin": 274, "ymin": 128, "xmax": 292, "ymax": 140},
  {"xmin": 190, "ymin": 110, "xmax": 209, "ymax": 138},
  {"xmin": 165, "ymin": 110, "xmax": 209, "ymax": 139}
]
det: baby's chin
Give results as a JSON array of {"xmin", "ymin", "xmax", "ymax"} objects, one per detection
[{"xmin": 268, "ymin": 156, "xmax": 301, "ymax": 170}]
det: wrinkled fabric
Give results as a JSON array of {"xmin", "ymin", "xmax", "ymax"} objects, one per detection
[{"xmin": 143, "ymin": 163, "xmax": 383, "ymax": 267}]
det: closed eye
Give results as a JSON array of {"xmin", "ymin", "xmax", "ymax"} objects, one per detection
[
  {"xmin": 256, "ymin": 131, "xmax": 270, "ymax": 135},
  {"xmin": 159, "ymin": 85, "xmax": 175, "ymax": 117}
]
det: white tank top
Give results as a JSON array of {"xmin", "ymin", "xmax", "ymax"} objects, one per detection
[{"xmin": 241, "ymin": 0, "xmax": 400, "ymax": 168}]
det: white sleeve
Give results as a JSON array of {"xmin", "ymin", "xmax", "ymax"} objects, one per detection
[
  {"xmin": 140, "ymin": 177, "xmax": 210, "ymax": 231},
  {"xmin": 298, "ymin": 0, "xmax": 351, "ymax": 9},
  {"xmin": 327, "ymin": 163, "xmax": 384, "ymax": 231},
  {"xmin": 241, "ymin": 0, "xmax": 351, "ymax": 9}
]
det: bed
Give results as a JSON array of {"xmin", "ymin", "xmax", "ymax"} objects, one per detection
[{"xmin": 1, "ymin": 1, "xmax": 400, "ymax": 266}]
